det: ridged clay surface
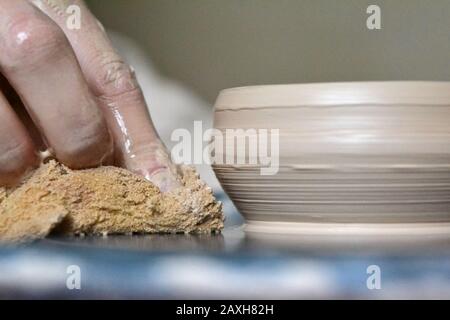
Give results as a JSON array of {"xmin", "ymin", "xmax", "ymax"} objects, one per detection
[{"xmin": 213, "ymin": 82, "xmax": 450, "ymax": 234}]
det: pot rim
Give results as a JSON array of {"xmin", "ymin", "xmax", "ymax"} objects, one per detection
[{"xmin": 214, "ymin": 81, "xmax": 450, "ymax": 110}]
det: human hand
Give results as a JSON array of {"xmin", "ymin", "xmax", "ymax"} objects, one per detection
[{"xmin": 0, "ymin": 0, "xmax": 180, "ymax": 191}]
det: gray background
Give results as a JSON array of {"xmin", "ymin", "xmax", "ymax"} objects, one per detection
[{"xmin": 86, "ymin": 0, "xmax": 450, "ymax": 103}]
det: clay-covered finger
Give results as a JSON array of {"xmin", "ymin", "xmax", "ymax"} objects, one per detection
[
  {"xmin": 0, "ymin": 91, "xmax": 38, "ymax": 186},
  {"xmin": 0, "ymin": 0, "xmax": 113, "ymax": 169},
  {"xmin": 32, "ymin": 0, "xmax": 181, "ymax": 191}
]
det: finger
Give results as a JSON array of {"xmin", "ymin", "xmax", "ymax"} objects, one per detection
[
  {"xmin": 0, "ymin": 0, "xmax": 113, "ymax": 169},
  {"xmin": 31, "ymin": 0, "xmax": 181, "ymax": 191},
  {"xmin": 0, "ymin": 73, "xmax": 46, "ymax": 149},
  {"xmin": 0, "ymin": 90, "xmax": 38, "ymax": 186}
]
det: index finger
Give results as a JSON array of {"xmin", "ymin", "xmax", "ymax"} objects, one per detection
[{"xmin": 32, "ymin": 0, "xmax": 181, "ymax": 191}]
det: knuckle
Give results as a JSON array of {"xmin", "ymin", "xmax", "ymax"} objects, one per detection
[
  {"xmin": 2, "ymin": 14, "xmax": 66, "ymax": 69},
  {"xmin": 56, "ymin": 121, "xmax": 113, "ymax": 169},
  {"xmin": 0, "ymin": 140, "xmax": 36, "ymax": 181},
  {"xmin": 90, "ymin": 53, "xmax": 141, "ymax": 100}
]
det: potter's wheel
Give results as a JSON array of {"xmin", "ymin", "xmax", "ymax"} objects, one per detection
[
  {"xmin": 3, "ymin": 227, "xmax": 450, "ymax": 299},
  {"xmin": 2, "ymin": 193, "xmax": 450, "ymax": 299}
]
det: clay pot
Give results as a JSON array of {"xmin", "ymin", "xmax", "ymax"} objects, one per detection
[{"xmin": 213, "ymin": 82, "xmax": 450, "ymax": 235}]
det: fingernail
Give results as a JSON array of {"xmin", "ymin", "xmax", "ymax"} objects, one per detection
[{"xmin": 146, "ymin": 168, "xmax": 181, "ymax": 193}]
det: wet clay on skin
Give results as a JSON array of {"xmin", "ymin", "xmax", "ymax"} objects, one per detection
[{"xmin": 0, "ymin": 160, "xmax": 224, "ymax": 244}]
